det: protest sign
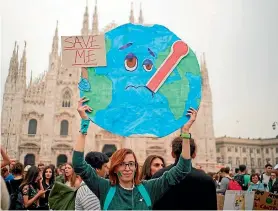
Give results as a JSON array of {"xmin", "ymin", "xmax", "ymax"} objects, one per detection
[
  {"xmin": 61, "ymin": 35, "xmax": 106, "ymax": 68},
  {"xmin": 253, "ymin": 190, "xmax": 278, "ymax": 210},
  {"xmin": 223, "ymin": 190, "xmax": 255, "ymax": 210},
  {"xmin": 78, "ymin": 23, "xmax": 201, "ymax": 138}
]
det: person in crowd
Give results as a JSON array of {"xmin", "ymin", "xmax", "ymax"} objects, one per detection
[
  {"xmin": 269, "ymin": 170, "xmax": 278, "ymax": 194},
  {"xmin": 39, "ymin": 166, "xmax": 55, "ymax": 209},
  {"xmin": 214, "ymin": 173, "xmax": 221, "ymax": 188},
  {"xmin": 1, "ymin": 176, "xmax": 10, "ymax": 210},
  {"xmin": 48, "ymin": 164, "xmax": 56, "ymax": 172},
  {"xmin": 24, "ymin": 165, "xmax": 32, "ymax": 178},
  {"xmin": 20, "ymin": 166, "xmax": 47, "ymax": 210},
  {"xmin": 152, "ymin": 137, "xmax": 217, "ymax": 210},
  {"xmin": 6, "ymin": 162, "xmax": 24, "ymax": 210},
  {"xmin": 55, "ymin": 164, "xmax": 65, "ymax": 177},
  {"xmin": 216, "ymin": 167, "xmax": 232, "ymax": 195},
  {"xmin": 73, "ymin": 97, "xmax": 193, "ymax": 210},
  {"xmin": 237, "ymin": 164, "xmax": 250, "ymax": 190},
  {"xmin": 260, "ymin": 164, "xmax": 273, "ymax": 186},
  {"xmin": 75, "ymin": 151, "xmax": 109, "ymax": 210},
  {"xmin": 235, "ymin": 168, "xmax": 239, "ymax": 175},
  {"xmin": 38, "ymin": 163, "xmax": 45, "ymax": 178},
  {"xmin": 9, "ymin": 159, "xmax": 16, "ymax": 170},
  {"xmin": 6, "ymin": 162, "xmax": 24, "ymax": 194},
  {"xmin": 1, "ymin": 167, "xmax": 14, "ymax": 182},
  {"xmin": 64, "ymin": 163, "xmax": 81, "ymax": 189},
  {"xmin": 1, "ymin": 146, "xmax": 11, "ymax": 168},
  {"xmin": 139, "ymin": 155, "xmax": 165, "ymax": 180},
  {"xmin": 248, "ymin": 173, "xmax": 269, "ymax": 192}
]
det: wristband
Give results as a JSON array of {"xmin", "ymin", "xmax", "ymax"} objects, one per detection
[
  {"xmin": 80, "ymin": 119, "xmax": 90, "ymax": 135},
  {"xmin": 180, "ymin": 133, "xmax": 191, "ymax": 139}
]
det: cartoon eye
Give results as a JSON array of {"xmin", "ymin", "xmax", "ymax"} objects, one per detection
[
  {"xmin": 143, "ymin": 59, "xmax": 153, "ymax": 72},
  {"xmin": 125, "ymin": 53, "xmax": 138, "ymax": 72}
]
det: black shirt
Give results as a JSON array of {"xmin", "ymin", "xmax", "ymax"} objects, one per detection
[{"xmin": 152, "ymin": 163, "xmax": 217, "ymax": 210}]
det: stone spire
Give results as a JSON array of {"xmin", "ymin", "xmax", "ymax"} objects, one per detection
[
  {"xmin": 7, "ymin": 42, "xmax": 17, "ymax": 81},
  {"xmin": 201, "ymin": 53, "xmax": 212, "ymax": 100},
  {"xmin": 92, "ymin": 0, "xmax": 99, "ymax": 35},
  {"xmin": 29, "ymin": 70, "xmax": 33, "ymax": 87},
  {"xmin": 138, "ymin": 3, "xmax": 144, "ymax": 24},
  {"xmin": 51, "ymin": 21, "xmax": 59, "ymax": 57},
  {"xmin": 81, "ymin": 1, "xmax": 89, "ymax": 35},
  {"xmin": 16, "ymin": 41, "xmax": 27, "ymax": 91},
  {"xmin": 129, "ymin": 2, "xmax": 135, "ymax": 23}
]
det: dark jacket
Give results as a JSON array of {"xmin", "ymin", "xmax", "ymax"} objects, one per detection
[{"xmin": 152, "ymin": 162, "xmax": 217, "ymax": 210}]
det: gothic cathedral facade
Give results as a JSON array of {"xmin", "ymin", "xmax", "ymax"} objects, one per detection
[{"xmin": 1, "ymin": 2, "xmax": 217, "ymax": 171}]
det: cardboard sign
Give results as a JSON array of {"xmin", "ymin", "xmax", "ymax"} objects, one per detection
[
  {"xmin": 223, "ymin": 190, "xmax": 255, "ymax": 210},
  {"xmin": 61, "ymin": 35, "xmax": 106, "ymax": 68},
  {"xmin": 253, "ymin": 190, "xmax": 278, "ymax": 210},
  {"xmin": 78, "ymin": 23, "xmax": 201, "ymax": 138}
]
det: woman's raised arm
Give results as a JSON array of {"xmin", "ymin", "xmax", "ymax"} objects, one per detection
[
  {"xmin": 73, "ymin": 97, "xmax": 109, "ymax": 198},
  {"xmin": 144, "ymin": 108, "xmax": 198, "ymax": 204}
]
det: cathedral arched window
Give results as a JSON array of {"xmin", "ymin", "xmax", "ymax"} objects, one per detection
[
  {"xmin": 60, "ymin": 120, "xmax": 69, "ymax": 136},
  {"xmin": 28, "ymin": 119, "xmax": 37, "ymax": 135},
  {"xmin": 57, "ymin": 154, "xmax": 67, "ymax": 167},
  {"xmin": 24, "ymin": 154, "xmax": 35, "ymax": 166},
  {"xmin": 102, "ymin": 144, "xmax": 117, "ymax": 154},
  {"xmin": 62, "ymin": 90, "xmax": 71, "ymax": 107}
]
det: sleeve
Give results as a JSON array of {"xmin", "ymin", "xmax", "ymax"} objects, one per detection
[
  {"xmin": 78, "ymin": 186, "xmax": 101, "ymax": 211},
  {"xmin": 216, "ymin": 178, "xmax": 228, "ymax": 194},
  {"xmin": 144, "ymin": 156, "xmax": 191, "ymax": 204},
  {"xmin": 72, "ymin": 151, "xmax": 109, "ymax": 199}
]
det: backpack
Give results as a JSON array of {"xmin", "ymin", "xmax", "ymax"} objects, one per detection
[
  {"xmin": 8, "ymin": 181, "xmax": 25, "ymax": 210},
  {"xmin": 227, "ymin": 178, "xmax": 242, "ymax": 190},
  {"xmin": 48, "ymin": 182, "xmax": 85, "ymax": 210},
  {"xmin": 103, "ymin": 184, "xmax": 151, "ymax": 210},
  {"xmin": 234, "ymin": 174, "xmax": 247, "ymax": 190}
]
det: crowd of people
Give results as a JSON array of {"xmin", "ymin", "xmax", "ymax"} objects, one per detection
[
  {"xmin": 1, "ymin": 98, "xmax": 277, "ymax": 210},
  {"xmin": 210, "ymin": 163, "xmax": 278, "ymax": 195}
]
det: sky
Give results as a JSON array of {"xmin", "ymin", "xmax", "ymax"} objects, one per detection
[{"xmin": 1, "ymin": 0, "xmax": 278, "ymax": 139}]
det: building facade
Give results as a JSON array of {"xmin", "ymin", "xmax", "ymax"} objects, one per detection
[
  {"xmin": 1, "ymin": 2, "xmax": 217, "ymax": 171},
  {"xmin": 216, "ymin": 137, "xmax": 278, "ymax": 173}
]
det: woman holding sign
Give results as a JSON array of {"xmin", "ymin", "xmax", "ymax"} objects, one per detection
[{"xmin": 73, "ymin": 97, "xmax": 197, "ymax": 210}]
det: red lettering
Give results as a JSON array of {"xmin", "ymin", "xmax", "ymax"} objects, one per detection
[
  {"xmin": 64, "ymin": 37, "xmax": 74, "ymax": 48},
  {"xmin": 81, "ymin": 36, "xmax": 89, "ymax": 48},
  {"xmin": 89, "ymin": 36, "xmax": 100, "ymax": 49},
  {"xmin": 75, "ymin": 50, "xmax": 85, "ymax": 64},
  {"xmin": 86, "ymin": 50, "xmax": 96, "ymax": 64},
  {"xmin": 74, "ymin": 36, "xmax": 84, "ymax": 48}
]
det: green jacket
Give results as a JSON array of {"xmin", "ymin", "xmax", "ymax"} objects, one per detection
[
  {"xmin": 48, "ymin": 182, "xmax": 76, "ymax": 210},
  {"xmin": 72, "ymin": 151, "xmax": 191, "ymax": 210}
]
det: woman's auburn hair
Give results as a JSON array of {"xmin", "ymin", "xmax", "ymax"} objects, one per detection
[{"xmin": 109, "ymin": 148, "xmax": 140, "ymax": 186}]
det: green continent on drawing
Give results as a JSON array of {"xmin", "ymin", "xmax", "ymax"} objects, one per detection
[
  {"xmin": 156, "ymin": 47, "xmax": 198, "ymax": 119},
  {"xmin": 85, "ymin": 68, "xmax": 112, "ymax": 116}
]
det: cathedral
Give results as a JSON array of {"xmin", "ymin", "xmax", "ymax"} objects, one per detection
[{"xmin": 1, "ymin": 2, "xmax": 217, "ymax": 171}]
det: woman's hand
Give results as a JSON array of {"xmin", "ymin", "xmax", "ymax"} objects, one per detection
[
  {"xmin": 77, "ymin": 97, "xmax": 92, "ymax": 119},
  {"xmin": 182, "ymin": 107, "xmax": 198, "ymax": 133},
  {"xmin": 38, "ymin": 189, "xmax": 47, "ymax": 197}
]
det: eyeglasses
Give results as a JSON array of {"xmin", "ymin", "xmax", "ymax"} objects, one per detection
[
  {"xmin": 118, "ymin": 162, "xmax": 136, "ymax": 170},
  {"xmin": 271, "ymin": 174, "xmax": 276, "ymax": 177}
]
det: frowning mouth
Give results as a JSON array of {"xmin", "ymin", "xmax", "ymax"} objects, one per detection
[{"xmin": 125, "ymin": 85, "xmax": 155, "ymax": 97}]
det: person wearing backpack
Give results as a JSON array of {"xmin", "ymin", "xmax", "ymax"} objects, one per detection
[
  {"xmin": 6, "ymin": 162, "xmax": 25, "ymax": 210},
  {"xmin": 260, "ymin": 164, "xmax": 273, "ymax": 186},
  {"xmin": 72, "ymin": 97, "xmax": 194, "ymax": 210},
  {"xmin": 216, "ymin": 167, "xmax": 233, "ymax": 194},
  {"xmin": 234, "ymin": 164, "xmax": 250, "ymax": 190}
]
